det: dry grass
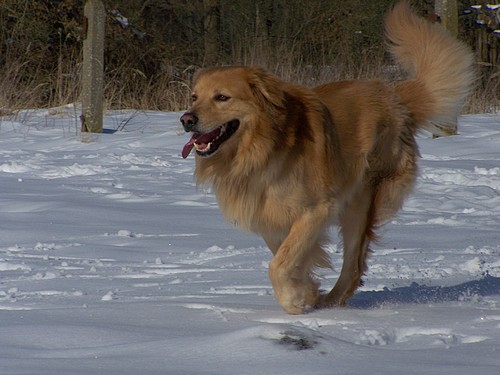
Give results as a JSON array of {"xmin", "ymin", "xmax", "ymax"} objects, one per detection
[
  {"xmin": 466, "ymin": 66, "xmax": 500, "ymax": 114},
  {"xmin": 1, "ymin": 0, "xmax": 498, "ymax": 115},
  {"xmin": 1, "ymin": 53, "xmax": 497, "ymax": 115},
  {"xmin": 0, "ymin": 55, "xmax": 81, "ymax": 111},
  {"xmin": 103, "ymin": 71, "xmax": 192, "ymax": 112}
]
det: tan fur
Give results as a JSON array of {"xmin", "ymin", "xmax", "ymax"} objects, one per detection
[{"xmin": 181, "ymin": 1, "xmax": 474, "ymax": 314}]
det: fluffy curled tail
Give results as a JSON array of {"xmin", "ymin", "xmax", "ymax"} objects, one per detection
[{"xmin": 385, "ymin": 1, "xmax": 475, "ymax": 135}]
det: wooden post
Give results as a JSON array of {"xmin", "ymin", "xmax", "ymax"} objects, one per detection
[
  {"xmin": 434, "ymin": 0, "xmax": 459, "ymax": 135},
  {"xmin": 435, "ymin": 0, "xmax": 458, "ymax": 37},
  {"xmin": 81, "ymin": 0, "xmax": 105, "ymax": 133},
  {"xmin": 203, "ymin": 0, "xmax": 219, "ymax": 66}
]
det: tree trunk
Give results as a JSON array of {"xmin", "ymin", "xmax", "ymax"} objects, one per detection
[
  {"xmin": 434, "ymin": 0, "xmax": 459, "ymax": 135},
  {"xmin": 81, "ymin": 0, "xmax": 105, "ymax": 133},
  {"xmin": 203, "ymin": 0, "xmax": 220, "ymax": 66},
  {"xmin": 435, "ymin": 0, "xmax": 458, "ymax": 37}
]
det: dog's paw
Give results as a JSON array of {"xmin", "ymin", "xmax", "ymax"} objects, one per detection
[
  {"xmin": 315, "ymin": 292, "xmax": 347, "ymax": 309},
  {"xmin": 268, "ymin": 258, "xmax": 320, "ymax": 314},
  {"xmin": 274, "ymin": 279, "xmax": 319, "ymax": 315}
]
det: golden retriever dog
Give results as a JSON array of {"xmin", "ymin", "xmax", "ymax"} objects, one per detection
[{"xmin": 180, "ymin": 1, "xmax": 474, "ymax": 314}]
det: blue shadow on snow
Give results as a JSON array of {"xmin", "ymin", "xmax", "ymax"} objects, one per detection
[{"xmin": 349, "ymin": 275, "xmax": 500, "ymax": 309}]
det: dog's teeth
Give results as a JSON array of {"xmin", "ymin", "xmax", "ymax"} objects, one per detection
[{"xmin": 194, "ymin": 142, "xmax": 211, "ymax": 152}]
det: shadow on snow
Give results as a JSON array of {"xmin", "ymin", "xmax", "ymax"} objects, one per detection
[{"xmin": 350, "ymin": 275, "xmax": 500, "ymax": 309}]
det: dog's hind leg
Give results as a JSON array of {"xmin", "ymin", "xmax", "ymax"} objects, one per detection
[
  {"xmin": 321, "ymin": 186, "xmax": 376, "ymax": 307},
  {"xmin": 321, "ymin": 160, "xmax": 417, "ymax": 308}
]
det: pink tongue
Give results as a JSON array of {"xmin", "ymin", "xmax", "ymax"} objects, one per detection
[
  {"xmin": 181, "ymin": 127, "xmax": 222, "ymax": 159},
  {"xmin": 181, "ymin": 137, "xmax": 196, "ymax": 159}
]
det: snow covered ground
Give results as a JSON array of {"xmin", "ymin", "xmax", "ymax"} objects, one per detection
[{"xmin": 0, "ymin": 107, "xmax": 499, "ymax": 374}]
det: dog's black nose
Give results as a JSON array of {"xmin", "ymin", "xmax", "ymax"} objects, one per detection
[{"xmin": 180, "ymin": 112, "xmax": 198, "ymax": 132}]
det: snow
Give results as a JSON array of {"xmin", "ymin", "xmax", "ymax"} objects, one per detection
[{"xmin": 0, "ymin": 108, "xmax": 499, "ymax": 374}]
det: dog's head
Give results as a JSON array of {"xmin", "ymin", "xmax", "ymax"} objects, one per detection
[{"xmin": 180, "ymin": 66, "xmax": 285, "ymax": 159}]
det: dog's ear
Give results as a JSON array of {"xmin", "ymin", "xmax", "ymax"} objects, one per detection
[{"xmin": 247, "ymin": 67, "xmax": 285, "ymax": 109}]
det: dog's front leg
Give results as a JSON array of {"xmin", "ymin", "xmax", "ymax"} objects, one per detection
[{"xmin": 268, "ymin": 205, "xmax": 328, "ymax": 314}]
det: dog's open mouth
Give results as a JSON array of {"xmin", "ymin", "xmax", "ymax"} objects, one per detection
[{"xmin": 182, "ymin": 120, "xmax": 240, "ymax": 158}]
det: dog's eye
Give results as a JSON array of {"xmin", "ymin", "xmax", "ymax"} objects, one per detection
[
  {"xmin": 214, "ymin": 94, "xmax": 230, "ymax": 102},
  {"xmin": 191, "ymin": 94, "xmax": 198, "ymax": 102}
]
